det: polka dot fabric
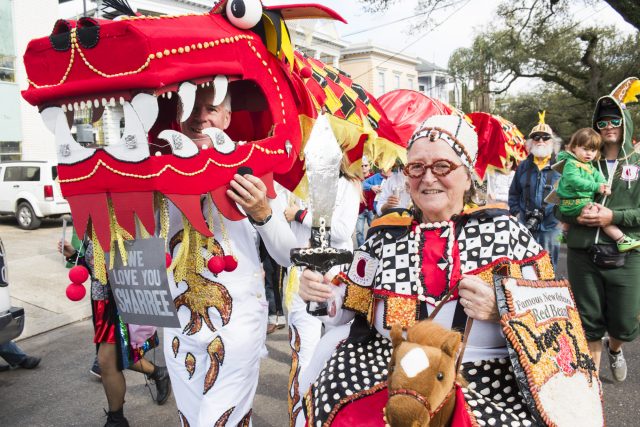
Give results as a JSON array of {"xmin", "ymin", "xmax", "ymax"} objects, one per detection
[
  {"xmin": 462, "ymin": 358, "xmax": 535, "ymax": 427},
  {"xmin": 306, "ymin": 334, "xmax": 391, "ymax": 426}
]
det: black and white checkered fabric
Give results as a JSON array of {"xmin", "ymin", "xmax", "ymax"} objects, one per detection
[
  {"xmin": 360, "ymin": 231, "xmax": 417, "ymax": 296},
  {"xmin": 458, "ymin": 215, "xmax": 542, "ymax": 272}
]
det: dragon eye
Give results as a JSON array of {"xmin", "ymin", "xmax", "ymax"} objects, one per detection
[{"xmin": 226, "ymin": 0, "xmax": 262, "ymax": 29}]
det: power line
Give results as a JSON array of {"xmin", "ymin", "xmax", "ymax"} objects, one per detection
[
  {"xmin": 342, "ymin": 0, "xmax": 468, "ymax": 37},
  {"xmin": 351, "ymin": 0, "xmax": 472, "ymax": 80}
]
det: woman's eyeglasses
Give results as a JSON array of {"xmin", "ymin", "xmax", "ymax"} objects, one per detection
[
  {"xmin": 403, "ymin": 160, "xmax": 461, "ymax": 178},
  {"xmin": 596, "ymin": 118, "xmax": 622, "ymax": 130},
  {"xmin": 531, "ymin": 134, "xmax": 552, "ymax": 142}
]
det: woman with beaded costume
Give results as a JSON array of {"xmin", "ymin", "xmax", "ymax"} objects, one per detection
[{"xmin": 298, "ymin": 115, "xmax": 556, "ymax": 426}]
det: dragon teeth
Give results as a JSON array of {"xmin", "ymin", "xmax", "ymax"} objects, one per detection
[
  {"xmin": 177, "ymin": 81, "xmax": 196, "ymax": 123},
  {"xmin": 212, "ymin": 75, "xmax": 228, "ymax": 107}
]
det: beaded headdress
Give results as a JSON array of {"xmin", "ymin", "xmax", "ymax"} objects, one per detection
[{"xmin": 408, "ymin": 115, "xmax": 478, "ymax": 170}]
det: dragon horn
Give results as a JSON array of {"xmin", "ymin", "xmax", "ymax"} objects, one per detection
[{"xmin": 611, "ymin": 77, "xmax": 640, "ymax": 105}]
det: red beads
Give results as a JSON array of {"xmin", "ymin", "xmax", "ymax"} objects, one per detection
[
  {"xmin": 68, "ymin": 265, "xmax": 89, "ymax": 284},
  {"xmin": 66, "ymin": 282, "xmax": 86, "ymax": 301},
  {"xmin": 223, "ymin": 255, "xmax": 238, "ymax": 272},
  {"xmin": 66, "ymin": 265, "xmax": 89, "ymax": 301},
  {"xmin": 207, "ymin": 255, "xmax": 225, "ymax": 274}
]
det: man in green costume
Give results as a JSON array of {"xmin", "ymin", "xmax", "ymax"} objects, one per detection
[{"xmin": 557, "ymin": 95, "xmax": 640, "ymax": 382}]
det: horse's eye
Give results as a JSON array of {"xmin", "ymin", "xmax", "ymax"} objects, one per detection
[{"xmin": 437, "ymin": 372, "xmax": 444, "ymax": 381}]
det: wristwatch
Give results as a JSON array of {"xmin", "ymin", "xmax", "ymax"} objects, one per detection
[{"xmin": 248, "ymin": 213, "xmax": 272, "ymax": 226}]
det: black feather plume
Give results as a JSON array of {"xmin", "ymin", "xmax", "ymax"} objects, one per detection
[{"xmin": 102, "ymin": 0, "xmax": 137, "ymax": 20}]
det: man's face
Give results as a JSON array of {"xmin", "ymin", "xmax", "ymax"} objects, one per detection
[
  {"xmin": 598, "ymin": 116, "xmax": 623, "ymax": 145},
  {"xmin": 181, "ymin": 86, "xmax": 231, "ymax": 148},
  {"xmin": 362, "ymin": 162, "xmax": 370, "ymax": 176},
  {"xmin": 529, "ymin": 133, "xmax": 553, "ymax": 159}
]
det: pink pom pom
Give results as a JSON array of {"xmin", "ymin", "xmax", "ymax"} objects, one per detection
[
  {"xmin": 223, "ymin": 255, "xmax": 238, "ymax": 272},
  {"xmin": 207, "ymin": 256, "xmax": 225, "ymax": 274},
  {"xmin": 165, "ymin": 252, "xmax": 172, "ymax": 268},
  {"xmin": 66, "ymin": 282, "xmax": 86, "ymax": 301},
  {"xmin": 68, "ymin": 265, "xmax": 89, "ymax": 284}
]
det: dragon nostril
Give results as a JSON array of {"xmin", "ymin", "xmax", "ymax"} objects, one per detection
[
  {"xmin": 77, "ymin": 17, "xmax": 100, "ymax": 49},
  {"xmin": 49, "ymin": 19, "xmax": 73, "ymax": 51}
]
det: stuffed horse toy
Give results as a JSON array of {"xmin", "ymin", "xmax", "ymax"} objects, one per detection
[{"xmin": 385, "ymin": 321, "xmax": 463, "ymax": 427}]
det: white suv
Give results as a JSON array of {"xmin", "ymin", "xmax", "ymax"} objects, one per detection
[
  {"xmin": 0, "ymin": 161, "xmax": 70, "ymax": 229},
  {"xmin": 0, "ymin": 237, "xmax": 25, "ymax": 345}
]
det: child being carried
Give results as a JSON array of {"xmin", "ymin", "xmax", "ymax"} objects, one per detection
[{"xmin": 557, "ymin": 128, "xmax": 640, "ymax": 252}]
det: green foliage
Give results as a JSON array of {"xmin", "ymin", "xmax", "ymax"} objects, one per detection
[{"xmin": 493, "ymin": 88, "xmax": 640, "ymax": 142}]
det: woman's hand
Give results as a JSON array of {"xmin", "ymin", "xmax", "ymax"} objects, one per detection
[
  {"xmin": 298, "ymin": 269, "xmax": 335, "ymax": 303},
  {"xmin": 58, "ymin": 239, "xmax": 75, "ymax": 258},
  {"xmin": 284, "ymin": 206, "xmax": 297, "ymax": 223},
  {"xmin": 227, "ymin": 174, "xmax": 271, "ymax": 222},
  {"xmin": 458, "ymin": 274, "xmax": 499, "ymax": 321}
]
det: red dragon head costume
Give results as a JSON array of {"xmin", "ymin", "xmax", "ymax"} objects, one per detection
[{"xmin": 22, "ymin": 0, "xmax": 406, "ymax": 255}]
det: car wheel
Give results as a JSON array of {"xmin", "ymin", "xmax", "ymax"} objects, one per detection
[{"xmin": 16, "ymin": 202, "xmax": 41, "ymax": 230}]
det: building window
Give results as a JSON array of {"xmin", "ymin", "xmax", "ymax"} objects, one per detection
[
  {"xmin": 0, "ymin": 141, "xmax": 20, "ymax": 162},
  {"xmin": 377, "ymin": 71, "xmax": 385, "ymax": 95},
  {"xmin": 0, "ymin": 55, "xmax": 15, "ymax": 82},
  {"xmin": 394, "ymin": 74, "xmax": 400, "ymax": 89},
  {"xmin": 408, "ymin": 78, "xmax": 414, "ymax": 90},
  {"xmin": 419, "ymin": 84, "xmax": 425, "ymax": 92},
  {"xmin": 320, "ymin": 54, "xmax": 334, "ymax": 65}
]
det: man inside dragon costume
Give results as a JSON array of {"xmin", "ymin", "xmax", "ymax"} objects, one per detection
[{"xmin": 21, "ymin": 1, "xmax": 405, "ymax": 425}]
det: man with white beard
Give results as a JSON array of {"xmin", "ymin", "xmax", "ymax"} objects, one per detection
[{"xmin": 508, "ymin": 114, "xmax": 562, "ymax": 266}]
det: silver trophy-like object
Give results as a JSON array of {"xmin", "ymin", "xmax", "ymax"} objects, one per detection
[{"xmin": 290, "ymin": 114, "xmax": 353, "ymax": 316}]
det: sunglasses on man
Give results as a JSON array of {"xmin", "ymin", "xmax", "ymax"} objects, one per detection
[
  {"xmin": 596, "ymin": 118, "xmax": 622, "ymax": 130},
  {"xmin": 531, "ymin": 134, "xmax": 552, "ymax": 142}
]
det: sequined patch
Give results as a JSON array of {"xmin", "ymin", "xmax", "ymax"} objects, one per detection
[
  {"xmin": 214, "ymin": 407, "xmax": 234, "ymax": 427},
  {"xmin": 288, "ymin": 325, "xmax": 302, "ymax": 426},
  {"xmin": 342, "ymin": 277, "xmax": 374, "ymax": 321},
  {"xmin": 383, "ymin": 296, "xmax": 418, "ymax": 329},
  {"xmin": 172, "ymin": 336, "xmax": 180, "ymax": 358},
  {"xmin": 185, "ymin": 352, "xmax": 196, "ymax": 379},
  {"xmin": 204, "ymin": 337, "xmax": 225, "ymax": 394}
]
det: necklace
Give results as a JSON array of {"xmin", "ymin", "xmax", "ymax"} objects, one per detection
[{"xmin": 411, "ymin": 220, "xmax": 456, "ymax": 304}]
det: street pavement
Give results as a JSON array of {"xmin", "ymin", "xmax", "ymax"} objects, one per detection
[{"xmin": 1, "ymin": 217, "xmax": 640, "ymax": 426}]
